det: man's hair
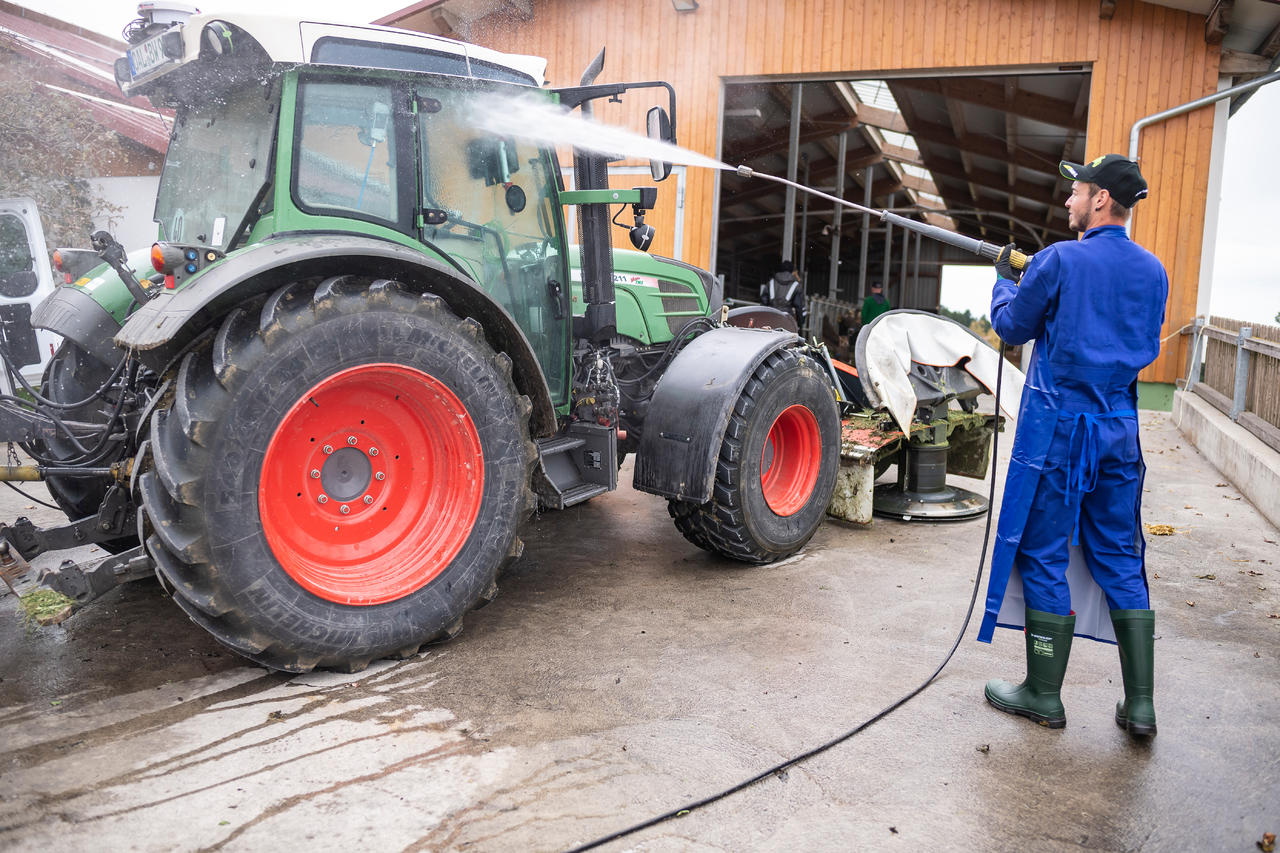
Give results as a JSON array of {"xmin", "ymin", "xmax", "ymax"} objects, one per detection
[{"xmin": 1088, "ymin": 183, "xmax": 1132, "ymax": 221}]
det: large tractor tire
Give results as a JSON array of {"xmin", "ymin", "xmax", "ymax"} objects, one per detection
[
  {"xmin": 668, "ymin": 348, "xmax": 839, "ymax": 563},
  {"xmin": 38, "ymin": 342, "xmax": 137, "ymax": 551},
  {"xmin": 138, "ymin": 277, "xmax": 535, "ymax": 672}
]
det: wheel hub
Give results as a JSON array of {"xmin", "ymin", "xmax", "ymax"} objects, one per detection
[{"xmin": 319, "ymin": 445, "xmax": 374, "ymax": 503}]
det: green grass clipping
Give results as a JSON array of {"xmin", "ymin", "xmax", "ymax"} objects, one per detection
[{"xmin": 18, "ymin": 588, "xmax": 75, "ymax": 626}]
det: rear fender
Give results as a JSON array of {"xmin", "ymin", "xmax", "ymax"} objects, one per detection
[
  {"xmin": 31, "ymin": 286, "xmax": 126, "ymax": 367},
  {"xmin": 115, "ymin": 234, "xmax": 557, "ymax": 436},
  {"xmin": 633, "ymin": 325, "xmax": 800, "ymax": 502}
]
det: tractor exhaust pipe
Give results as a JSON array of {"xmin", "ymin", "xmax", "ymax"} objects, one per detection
[{"xmin": 573, "ymin": 48, "xmax": 618, "ymax": 345}]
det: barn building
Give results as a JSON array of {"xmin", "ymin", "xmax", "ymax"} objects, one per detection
[{"xmin": 381, "ymin": 0, "xmax": 1279, "ymax": 387}]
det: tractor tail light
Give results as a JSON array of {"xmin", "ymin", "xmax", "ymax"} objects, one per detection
[
  {"xmin": 151, "ymin": 242, "xmax": 185, "ymax": 274},
  {"xmin": 52, "ymin": 250, "xmax": 72, "ymax": 283}
]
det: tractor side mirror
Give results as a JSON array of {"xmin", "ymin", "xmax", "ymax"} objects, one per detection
[{"xmin": 646, "ymin": 106, "xmax": 672, "ymax": 182}]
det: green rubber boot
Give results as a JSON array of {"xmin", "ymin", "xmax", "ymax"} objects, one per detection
[
  {"xmin": 1111, "ymin": 609, "xmax": 1157, "ymax": 737},
  {"xmin": 985, "ymin": 608, "xmax": 1075, "ymax": 728}
]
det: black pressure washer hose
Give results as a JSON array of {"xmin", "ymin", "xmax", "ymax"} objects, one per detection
[{"xmin": 565, "ymin": 347, "xmax": 1008, "ymax": 853}]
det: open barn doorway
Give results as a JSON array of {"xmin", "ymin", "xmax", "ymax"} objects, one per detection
[{"xmin": 714, "ymin": 68, "xmax": 1091, "ymax": 352}]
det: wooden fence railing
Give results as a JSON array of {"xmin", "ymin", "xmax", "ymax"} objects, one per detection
[{"xmin": 1182, "ymin": 316, "xmax": 1280, "ymax": 453}]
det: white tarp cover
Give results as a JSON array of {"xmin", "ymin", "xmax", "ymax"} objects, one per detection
[{"xmin": 859, "ymin": 311, "xmax": 1026, "ymax": 433}]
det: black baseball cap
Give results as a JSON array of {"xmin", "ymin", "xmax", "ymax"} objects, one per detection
[{"xmin": 1059, "ymin": 154, "xmax": 1149, "ymax": 207}]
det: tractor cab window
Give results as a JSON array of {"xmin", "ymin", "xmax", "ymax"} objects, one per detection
[
  {"xmin": 294, "ymin": 80, "xmax": 407, "ymax": 226},
  {"xmin": 154, "ymin": 79, "xmax": 278, "ymax": 249},
  {"xmin": 415, "ymin": 85, "xmax": 569, "ymax": 402}
]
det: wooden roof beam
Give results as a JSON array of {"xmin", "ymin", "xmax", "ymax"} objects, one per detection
[
  {"xmin": 894, "ymin": 78, "xmax": 1088, "ymax": 133},
  {"xmin": 720, "ymin": 147, "xmax": 884, "ymax": 206},
  {"xmin": 899, "ymin": 172, "xmax": 940, "ymax": 195},
  {"xmin": 878, "ymin": 142, "xmax": 924, "ymax": 167},
  {"xmin": 1205, "ymin": 0, "xmax": 1232, "ymax": 45},
  {"xmin": 851, "ymin": 102, "xmax": 910, "ymax": 134},
  {"xmin": 908, "ymin": 119, "xmax": 1063, "ymax": 179},
  {"xmin": 722, "ymin": 168, "xmax": 903, "ymax": 216},
  {"xmin": 723, "ymin": 109, "xmax": 857, "ymax": 162},
  {"xmin": 924, "ymin": 159, "xmax": 1063, "ymax": 207},
  {"xmin": 947, "ymin": 193, "xmax": 1073, "ymax": 240},
  {"xmin": 1220, "ymin": 49, "xmax": 1273, "ymax": 75},
  {"xmin": 1261, "ymin": 19, "xmax": 1280, "ymax": 58}
]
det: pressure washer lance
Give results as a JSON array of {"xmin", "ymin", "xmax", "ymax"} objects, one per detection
[{"xmin": 733, "ymin": 165, "xmax": 1033, "ymax": 272}]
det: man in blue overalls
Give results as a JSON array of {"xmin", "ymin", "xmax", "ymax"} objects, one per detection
[{"xmin": 978, "ymin": 154, "xmax": 1168, "ymax": 738}]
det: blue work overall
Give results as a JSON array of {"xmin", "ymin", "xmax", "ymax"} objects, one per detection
[{"xmin": 978, "ymin": 225, "xmax": 1169, "ymax": 644}]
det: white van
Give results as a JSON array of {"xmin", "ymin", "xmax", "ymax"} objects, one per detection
[{"xmin": 0, "ymin": 198, "xmax": 61, "ymax": 393}]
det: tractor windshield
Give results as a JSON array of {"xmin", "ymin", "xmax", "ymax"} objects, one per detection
[
  {"xmin": 153, "ymin": 79, "xmax": 279, "ymax": 249},
  {"xmin": 414, "ymin": 83, "xmax": 571, "ymax": 401}
]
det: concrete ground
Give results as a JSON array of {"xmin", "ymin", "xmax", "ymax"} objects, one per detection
[{"xmin": 1, "ymin": 410, "xmax": 1277, "ymax": 852}]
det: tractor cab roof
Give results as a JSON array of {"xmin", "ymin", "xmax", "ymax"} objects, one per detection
[{"xmin": 117, "ymin": 10, "xmax": 548, "ymax": 101}]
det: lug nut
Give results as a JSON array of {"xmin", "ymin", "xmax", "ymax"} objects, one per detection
[
  {"xmin": 375, "ymin": 471, "xmax": 385, "ymax": 481},
  {"xmin": 363, "ymin": 495, "xmax": 374, "ymax": 505},
  {"xmin": 318, "ymin": 494, "xmax": 329, "ymax": 504},
  {"xmin": 369, "ymin": 447, "xmax": 379, "ymax": 457},
  {"xmin": 347, "ymin": 436, "xmax": 358, "ymax": 445},
  {"xmin": 339, "ymin": 505, "xmax": 351, "ymax": 515},
  {"xmin": 310, "ymin": 469, "xmax": 320, "ymax": 479},
  {"xmin": 322, "ymin": 444, "xmax": 333, "ymax": 454}
]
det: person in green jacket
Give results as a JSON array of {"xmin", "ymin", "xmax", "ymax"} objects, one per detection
[{"xmin": 861, "ymin": 281, "xmax": 892, "ymax": 325}]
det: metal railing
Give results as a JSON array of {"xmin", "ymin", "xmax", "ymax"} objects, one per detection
[
  {"xmin": 1183, "ymin": 316, "xmax": 1280, "ymax": 453},
  {"xmin": 807, "ymin": 295, "xmax": 857, "ymax": 344}
]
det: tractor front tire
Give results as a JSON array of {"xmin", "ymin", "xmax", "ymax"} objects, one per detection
[
  {"xmin": 139, "ymin": 277, "xmax": 534, "ymax": 672},
  {"xmin": 669, "ymin": 348, "xmax": 839, "ymax": 563}
]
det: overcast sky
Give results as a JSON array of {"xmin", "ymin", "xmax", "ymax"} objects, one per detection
[{"xmin": 20, "ymin": 1, "xmax": 1278, "ymax": 328}]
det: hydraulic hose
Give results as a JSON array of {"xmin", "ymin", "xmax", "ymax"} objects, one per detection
[{"xmin": 566, "ymin": 348, "xmax": 1007, "ymax": 853}]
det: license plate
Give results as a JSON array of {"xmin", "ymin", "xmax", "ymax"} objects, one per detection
[{"xmin": 127, "ymin": 32, "xmax": 169, "ymax": 79}]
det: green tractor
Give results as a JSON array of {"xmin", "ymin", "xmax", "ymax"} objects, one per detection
[{"xmin": 0, "ymin": 9, "xmax": 842, "ymax": 672}]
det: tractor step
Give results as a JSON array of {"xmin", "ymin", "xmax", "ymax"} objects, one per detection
[
  {"xmin": 537, "ymin": 435, "xmax": 586, "ymax": 456},
  {"xmin": 558, "ymin": 483, "xmax": 610, "ymax": 507},
  {"xmin": 534, "ymin": 423, "xmax": 617, "ymax": 510}
]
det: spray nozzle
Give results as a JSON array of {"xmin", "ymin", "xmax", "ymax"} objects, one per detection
[{"xmin": 736, "ymin": 164, "xmax": 754, "ymax": 178}]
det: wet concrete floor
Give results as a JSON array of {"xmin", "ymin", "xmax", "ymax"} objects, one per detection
[{"xmin": 1, "ymin": 411, "xmax": 1278, "ymax": 851}]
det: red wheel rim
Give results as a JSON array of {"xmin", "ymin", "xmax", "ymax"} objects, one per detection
[
  {"xmin": 760, "ymin": 404, "xmax": 821, "ymax": 517},
  {"xmin": 259, "ymin": 363, "xmax": 483, "ymax": 605}
]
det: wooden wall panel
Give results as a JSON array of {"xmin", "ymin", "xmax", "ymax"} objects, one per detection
[{"xmin": 453, "ymin": 0, "xmax": 1224, "ymax": 384}]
